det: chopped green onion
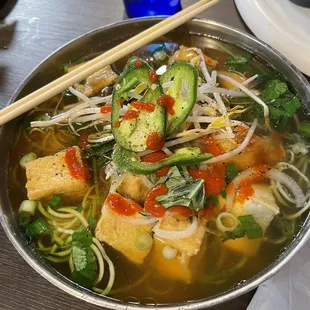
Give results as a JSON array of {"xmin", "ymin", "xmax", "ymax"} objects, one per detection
[
  {"xmin": 238, "ymin": 215, "xmax": 263, "ymax": 239},
  {"xmin": 221, "ymin": 224, "xmax": 245, "ymax": 242},
  {"xmin": 26, "ymin": 219, "xmax": 50, "ymax": 239},
  {"xmin": 18, "ymin": 213, "xmax": 31, "ymax": 227},
  {"xmin": 48, "ymin": 195, "xmax": 63, "ymax": 209},
  {"xmin": 226, "ymin": 163, "xmax": 238, "ymax": 181},
  {"xmin": 162, "ymin": 245, "xmax": 177, "ymax": 260},
  {"xmin": 135, "ymin": 232, "xmax": 153, "ymax": 251},
  {"xmin": 18, "ymin": 200, "xmax": 37, "ymax": 216},
  {"xmin": 19, "ymin": 152, "xmax": 37, "ymax": 169}
]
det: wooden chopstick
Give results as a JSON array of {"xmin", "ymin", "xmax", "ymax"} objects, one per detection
[{"xmin": 0, "ymin": 0, "xmax": 219, "ymax": 126}]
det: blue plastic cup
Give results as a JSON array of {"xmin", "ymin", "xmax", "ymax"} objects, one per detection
[{"xmin": 123, "ymin": 0, "xmax": 182, "ymax": 18}]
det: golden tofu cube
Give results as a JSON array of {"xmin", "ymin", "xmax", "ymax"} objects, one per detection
[
  {"xmin": 117, "ymin": 174, "xmax": 150, "ymax": 204},
  {"xmin": 150, "ymin": 216, "xmax": 206, "ymax": 283},
  {"xmin": 69, "ymin": 64, "xmax": 118, "ymax": 97},
  {"xmin": 25, "ymin": 147, "xmax": 89, "ymax": 201},
  {"xmin": 95, "ymin": 206, "xmax": 154, "ymax": 265}
]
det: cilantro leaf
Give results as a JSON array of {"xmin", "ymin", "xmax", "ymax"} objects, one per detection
[
  {"xmin": 88, "ymin": 216, "xmax": 97, "ymax": 232},
  {"xmin": 300, "ymin": 121, "xmax": 310, "ymax": 138},
  {"xmin": 72, "ymin": 227, "xmax": 93, "ymax": 247},
  {"xmin": 238, "ymin": 215, "xmax": 263, "ymax": 239},
  {"xmin": 225, "ymin": 52, "xmax": 253, "ymax": 73},
  {"xmin": 71, "ymin": 241, "xmax": 98, "ymax": 289},
  {"xmin": 261, "ymin": 79, "xmax": 288, "ymax": 101}
]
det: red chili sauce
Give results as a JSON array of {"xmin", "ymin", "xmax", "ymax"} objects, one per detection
[
  {"xmin": 158, "ymin": 94, "xmax": 175, "ymax": 115},
  {"xmin": 146, "ymin": 132, "xmax": 165, "ymax": 151},
  {"xmin": 144, "ymin": 184, "xmax": 167, "ymax": 218},
  {"xmin": 64, "ymin": 147, "xmax": 90, "ymax": 181},
  {"xmin": 106, "ymin": 192, "xmax": 143, "ymax": 216}
]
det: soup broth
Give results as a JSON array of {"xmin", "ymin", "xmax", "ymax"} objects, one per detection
[{"xmin": 8, "ymin": 34, "xmax": 309, "ymax": 305}]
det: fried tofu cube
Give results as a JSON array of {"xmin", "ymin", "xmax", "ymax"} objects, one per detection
[
  {"xmin": 150, "ymin": 216, "xmax": 206, "ymax": 283},
  {"xmin": 117, "ymin": 174, "xmax": 150, "ymax": 204},
  {"xmin": 69, "ymin": 64, "xmax": 118, "ymax": 97},
  {"xmin": 223, "ymin": 184, "xmax": 279, "ymax": 256},
  {"xmin": 25, "ymin": 147, "xmax": 89, "ymax": 201},
  {"xmin": 218, "ymin": 135, "xmax": 285, "ymax": 170},
  {"xmin": 95, "ymin": 205, "xmax": 154, "ymax": 265}
]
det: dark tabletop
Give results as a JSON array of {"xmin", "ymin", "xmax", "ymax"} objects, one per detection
[{"xmin": 0, "ymin": 1, "xmax": 255, "ymax": 309}]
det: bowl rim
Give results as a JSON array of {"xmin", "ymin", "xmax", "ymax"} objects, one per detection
[{"xmin": 1, "ymin": 16, "xmax": 310, "ymax": 310}]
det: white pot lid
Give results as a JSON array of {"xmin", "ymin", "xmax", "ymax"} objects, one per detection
[{"xmin": 235, "ymin": 0, "xmax": 310, "ymax": 76}]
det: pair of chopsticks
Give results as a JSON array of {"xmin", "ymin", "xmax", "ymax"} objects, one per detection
[{"xmin": 0, "ymin": 0, "xmax": 219, "ymax": 126}]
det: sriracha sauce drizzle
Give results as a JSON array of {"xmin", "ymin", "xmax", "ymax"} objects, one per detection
[
  {"xmin": 141, "ymin": 151, "xmax": 169, "ymax": 177},
  {"xmin": 106, "ymin": 192, "xmax": 143, "ymax": 216},
  {"xmin": 130, "ymin": 102, "xmax": 155, "ymax": 112},
  {"xmin": 144, "ymin": 184, "xmax": 167, "ymax": 218},
  {"xmin": 148, "ymin": 70, "xmax": 158, "ymax": 83},
  {"xmin": 64, "ymin": 147, "xmax": 90, "ymax": 181},
  {"xmin": 146, "ymin": 132, "xmax": 165, "ymax": 151},
  {"xmin": 124, "ymin": 110, "xmax": 139, "ymax": 120},
  {"xmin": 158, "ymin": 94, "xmax": 175, "ymax": 115},
  {"xmin": 100, "ymin": 105, "xmax": 112, "ymax": 114}
]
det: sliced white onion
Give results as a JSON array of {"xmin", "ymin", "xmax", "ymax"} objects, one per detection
[
  {"xmin": 276, "ymin": 162, "xmax": 310, "ymax": 187},
  {"xmin": 225, "ymin": 167, "xmax": 306, "ymax": 211},
  {"xmin": 267, "ymin": 169, "xmax": 305, "ymax": 209},
  {"xmin": 153, "ymin": 216, "xmax": 198, "ymax": 239},
  {"xmin": 206, "ymin": 119, "xmax": 257, "ymax": 164},
  {"xmin": 216, "ymin": 212, "xmax": 239, "ymax": 232}
]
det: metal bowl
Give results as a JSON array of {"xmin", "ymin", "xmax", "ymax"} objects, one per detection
[{"xmin": 1, "ymin": 18, "xmax": 310, "ymax": 309}]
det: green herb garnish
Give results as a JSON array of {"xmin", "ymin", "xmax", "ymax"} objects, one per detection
[
  {"xmin": 238, "ymin": 215, "xmax": 263, "ymax": 239},
  {"xmin": 225, "ymin": 163, "xmax": 238, "ymax": 181}
]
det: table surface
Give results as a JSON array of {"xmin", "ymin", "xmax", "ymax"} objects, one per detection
[{"xmin": 0, "ymin": 1, "xmax": 254, "ymax": 309}]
